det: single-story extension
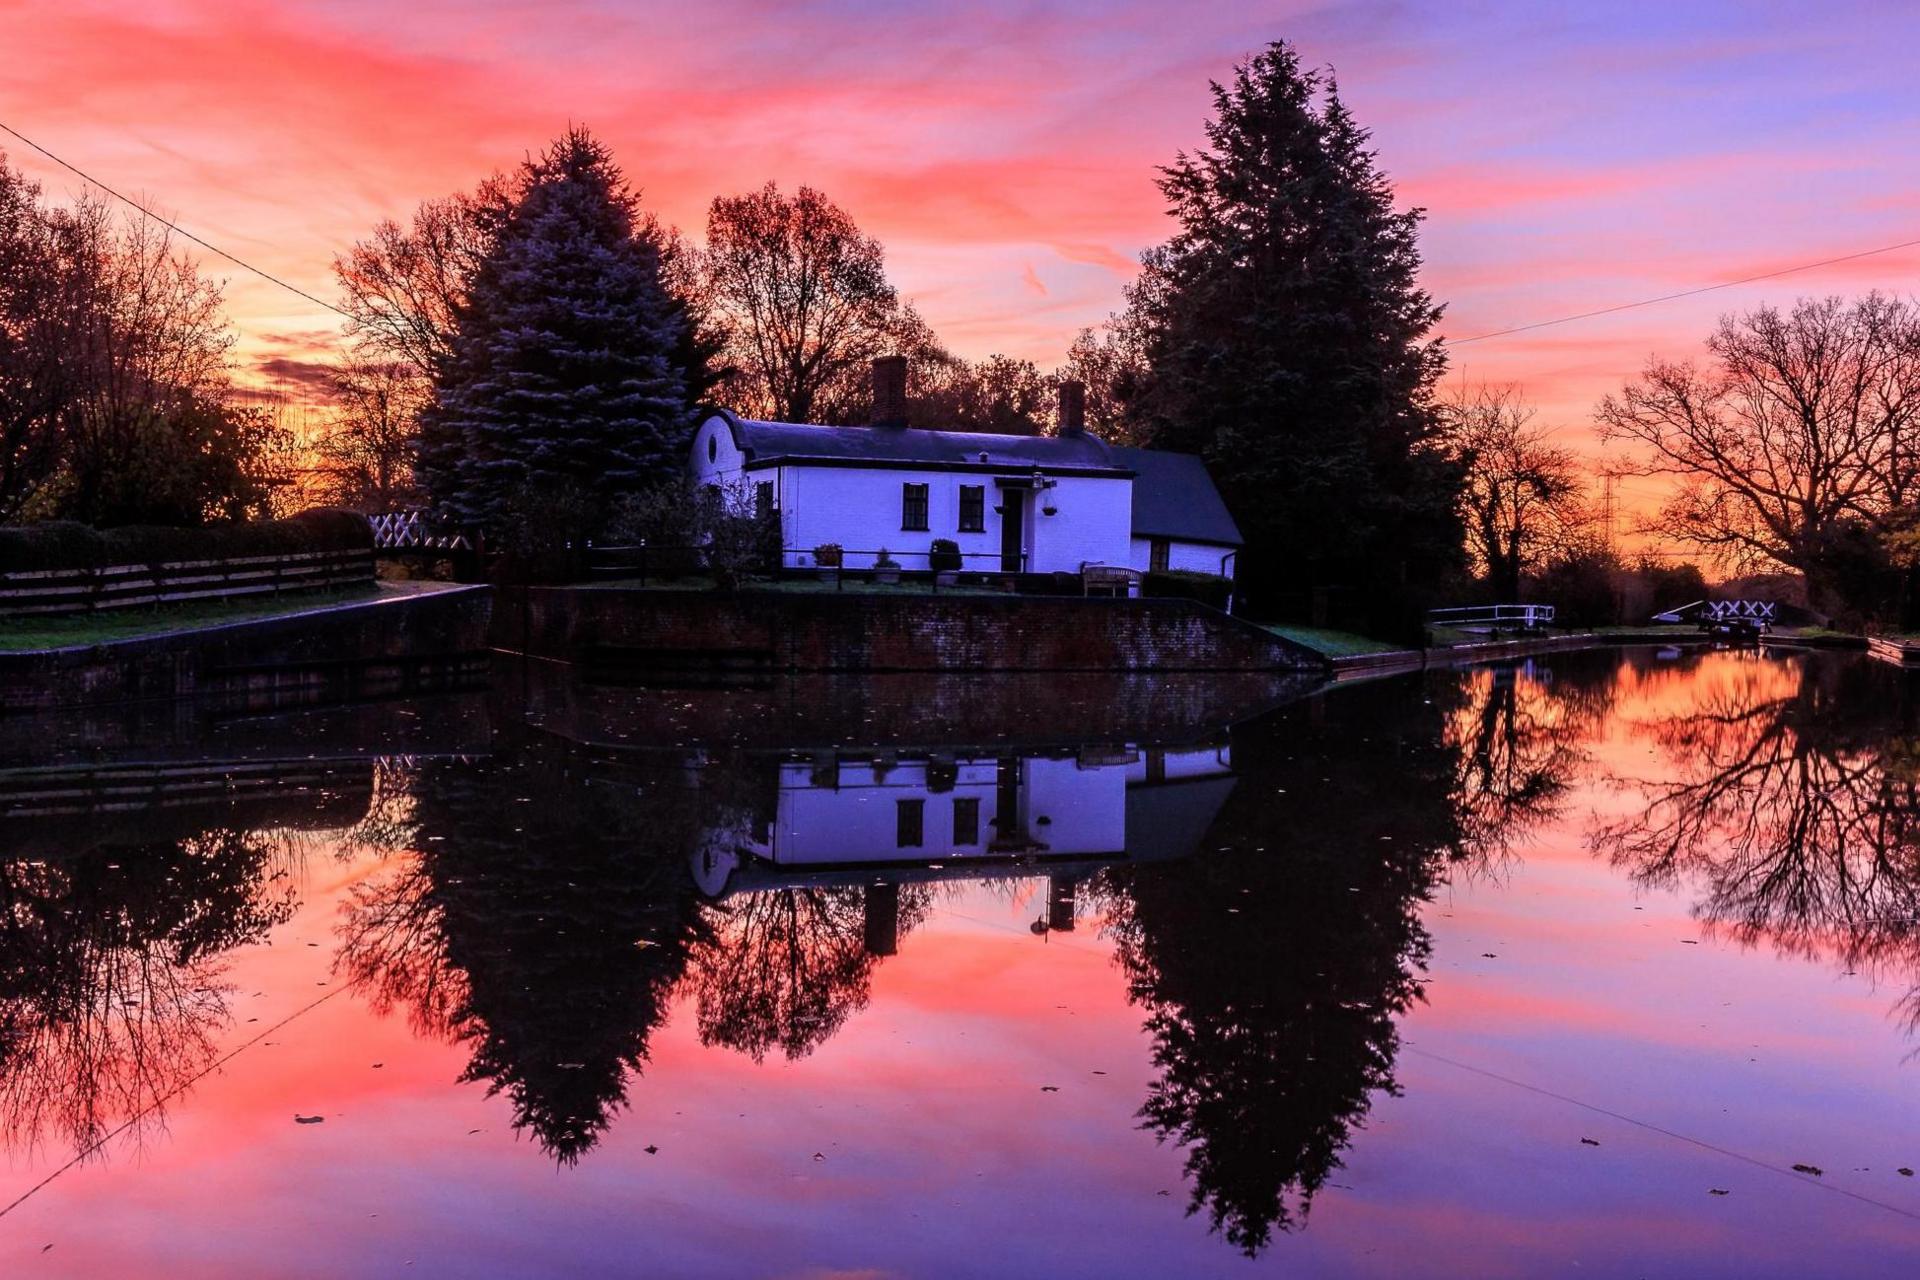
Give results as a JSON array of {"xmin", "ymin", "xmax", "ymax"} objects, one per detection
[{"xmin": 688, "ymin": 357, "xmax": 1241, "ymax": 583}]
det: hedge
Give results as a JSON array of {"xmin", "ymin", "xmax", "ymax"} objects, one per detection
[
  {"xmin": 0, "ymin": 509, "xmax": 372, "ymax": 574},
  {"xmin": 1142, "ymin": 568, "xmax": 1233, "ymax": 611}
]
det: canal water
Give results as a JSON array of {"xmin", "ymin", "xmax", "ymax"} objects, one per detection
[{"xmin": 2, "ymin": 649, "xmax": 1918, "ymax": 1276}]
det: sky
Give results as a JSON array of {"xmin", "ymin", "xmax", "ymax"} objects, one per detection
[{"xmin": 5, "ymin": 0, "xmax": 1920, "ymax": 498}]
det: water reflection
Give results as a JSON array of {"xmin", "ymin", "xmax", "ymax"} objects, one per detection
[
  {"xmin": 0, "ymin": 761, "xmax": 369, "ymax": 1155},
  {"xmin": 338, "ymin": 747, "xmax": 716, "ymax": 1163},
  {"xmin": 1593, "ymin": 652, "xmax": 1920, "ymax": 1029},
  {"xmin": 14, "ymin": 653, "xmax": 1920, "ymax": 1269}
]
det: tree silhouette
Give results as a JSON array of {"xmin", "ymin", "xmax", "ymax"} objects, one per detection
[
  {"xmin": 0, "ymin": 827, "xmax": 295, "ymax": 1155},
  {"xmin": 689, "ymin": 882, "xmax": 931, "ymax": 1063},
  {"xmin": 1098, "ymin": 675, "xmax": 1469, "ymax": 1255},
  {"xmin": 338, "ymin": 749, "xmax": 716, "ymax": 1163},
  {"xmin": 1592, "ymin": 652, "xmax": 1920, "ymax": 1030}
]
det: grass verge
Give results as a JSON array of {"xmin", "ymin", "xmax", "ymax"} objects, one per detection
[
  {"xmin": 0, "ymin": 583, "xmax": 386, "ymax": 651},
  {"xmin": 1261, "ymin": 623, "xmax": 1406, "ymax": 658}
]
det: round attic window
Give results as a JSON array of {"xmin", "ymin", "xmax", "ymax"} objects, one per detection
[{"xmin": 707, "ymin": 434, "xmax": 718, "ymax": 463}]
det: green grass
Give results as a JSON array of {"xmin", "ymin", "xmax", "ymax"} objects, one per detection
[
  {"xmin": 1261, "ymin": 623, "xmax": 1407, "ymax": 658},
  {"xmin": 0, "ymin": 583, "xmax": 386, "ymax": 651},
  {"xmin": 1589, "ymin": 624, "xmax": 1710, "ymax": 641}
]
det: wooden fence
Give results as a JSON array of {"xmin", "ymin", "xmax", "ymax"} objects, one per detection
[{"xmin": 0, "ymin": 545, "xmax": 375, "ymax": 617}]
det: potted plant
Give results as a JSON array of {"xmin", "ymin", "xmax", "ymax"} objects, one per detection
[
  {"xmin": 929, "ymin": 537, "xmax": 961, "ymax": 585},
  {"xmin": 874, "ymin": 547, "xmax": 901, "ymax": 585},
  {"xmin": 814, "ymin": 542, "xmax": 842, "ymax": 582}
]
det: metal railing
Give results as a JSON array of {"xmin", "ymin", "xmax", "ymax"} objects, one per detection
[
  {"xmin": 1427, "ymin": 603, "xmax": 1557, "ymax": 630},
  {"xmin": 584, "ymin": 544, "xmax": 1037, "ymax": 590}
]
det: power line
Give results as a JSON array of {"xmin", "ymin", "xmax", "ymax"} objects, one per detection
[
  {"xmin": 0, "ymin": 119, "xmax": 353, "ymax": 322},
  {"xmin": 1448, "ymin": 235, "xmax": 1920, "ymax": 346}
]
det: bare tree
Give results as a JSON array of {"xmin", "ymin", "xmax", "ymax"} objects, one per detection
[
  {"xmin": 1448, "ymin": 383, "xmax": 1588, "ymax": 600},
  {"xmin": 1597, "ymin": 294, "xmax": 1920, "ymax": 608},
  {"xmin": 333, "ymin": 182, "xmax": 513, "ymax": 379},
  {"xmin": 314, "ymin": 357, "xmax": 426, "ymax": 510},
  {"xmin": 702, "ymin": 183, "xmax": 907, "ymax": 423}
]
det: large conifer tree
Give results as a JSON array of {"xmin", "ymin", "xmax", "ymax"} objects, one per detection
[
  {"xmin": 418, "ymin": 128, "xmax": 694, "ymax": 552},
  {"xmin": 1123, "ymin": 43, "xmax": 1463, "ymax": 634}
]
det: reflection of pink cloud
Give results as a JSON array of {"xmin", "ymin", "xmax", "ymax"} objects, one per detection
[{"xmin": 1020, "ymin": 262, "xmax": 1047, "ymax": 296}]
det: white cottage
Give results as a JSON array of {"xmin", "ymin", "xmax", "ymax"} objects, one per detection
[{"xmin": 688, "ymin": 357, "xmax": 1240, "ymax": 581}]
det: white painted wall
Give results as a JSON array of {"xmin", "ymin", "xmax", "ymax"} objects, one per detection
[
  {"xmin": 691, "ymin": 415, "xmax": 748, "ymax": 486},
  {"xmin": 690, "ymin": 415, "xmax": 1135, "ymax": 572},
  {"xmin": 1127, "ymin": 536, "xmax": 1236, "ymax": 577},
  {"xmin": 775, "ymin": 464, "xmax": 1131, "ymax": 572}
]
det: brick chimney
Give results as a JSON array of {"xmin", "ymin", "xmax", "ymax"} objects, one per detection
[
  {"xmin": 871, "ymin": 355, "xmax": 909, "ymax": 428},
  {"xmin": 1057, "ymin": 379, "xmax": 1086, "ymax": 436}
]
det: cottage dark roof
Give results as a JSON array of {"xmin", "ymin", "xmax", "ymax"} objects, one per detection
[
  {"xmin": 706, "ymin": 411, "xmax": 1241, "ymax": 546},
  {"xmin": 713, "ymin": 410, "xmax": 1129, "ymax": 475},
  {"xmin": 1108, "ymin": 446, "xmax": 1243, "ymax": 547}
]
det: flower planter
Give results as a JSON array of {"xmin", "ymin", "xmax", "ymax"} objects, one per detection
[{"xmin": 875, "ymin": 567, "xmax": 901, "ymax": 585}]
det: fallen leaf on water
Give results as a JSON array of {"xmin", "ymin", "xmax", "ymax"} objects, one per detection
[
  {"xmin": 1709, "ymin": 1188, "xmax": 1730, "ymax": 1196},
  {"xmin": 1900, "ymin": 1168, "xmax": 1914, "ymax": 1177},
  {"xmin": 644, "ymin": 1144, "xmax": 658, "ymax": 1155},
  {"xmin": 812, "ymin": 1152, "xmax": 825, "ymax": 1162},
  {"xmin": 1580, "ymin": 1138, "xmax": 1600, "ymax": 1147},
  {"xmin": 1040, "ymin": 1085, "xmax": 1060, "ymax": 1093},
  {"xmin": 1792, "ymin": 1163, "xmax": 1823, "ymax": 1177},
  {"xmin": 1482, "ymin": 953, "xmax": 1497, "ymax": 958},
  {"xmin": 294, "ymin": 1115, "xmax": 324, "ymax": 1125}
]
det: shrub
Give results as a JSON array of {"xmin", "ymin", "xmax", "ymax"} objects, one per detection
[
  {"xmin": 813, "ymin": 543, "xmax": 843, "ymax": 568},
  {"xmin": 929, "ymin": 538, "xmax": 961, "ymax": 572},
  {"xmin": 608, "ymin": 480, "xmax": 781, "ymax": 587},
  {"xmin": 1142, "ymin": 568, "xmax": 1232, "ymax": 610}
]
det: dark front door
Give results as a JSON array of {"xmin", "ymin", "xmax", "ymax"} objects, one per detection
[{"xmin": 999, "ymin": 489, "xmax": 1026, "ymax": 573}]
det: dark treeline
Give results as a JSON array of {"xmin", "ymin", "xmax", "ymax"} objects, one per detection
[{"xmin": 0, "ymin": 159, "xmax": 295, "ymax": 526}]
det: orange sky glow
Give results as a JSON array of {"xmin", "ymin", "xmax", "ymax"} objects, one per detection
[{"xmin": 6, "ymin": 0, "xmax": 1920, "ymax": 534}]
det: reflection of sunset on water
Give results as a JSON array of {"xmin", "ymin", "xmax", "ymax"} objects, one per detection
[{"xmin": 6, "ymin": 654, "xmax": 1920, "ymax": 1275}]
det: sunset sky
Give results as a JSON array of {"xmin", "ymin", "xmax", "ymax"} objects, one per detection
[{"xmin": 5, "ymin": 0, "xmax": 1920, "ymax": 500}]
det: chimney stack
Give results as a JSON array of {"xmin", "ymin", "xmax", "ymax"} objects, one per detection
[
  {"xmin": 871, "ymin": 355, "xmax": 909, "ymax": 428},
  {"xmin": 1057, "ymin": 379, "xmax": 1086, "ymax": 436}
]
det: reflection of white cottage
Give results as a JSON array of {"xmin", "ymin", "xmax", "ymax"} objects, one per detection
[
  {"xmin": 690, "ymin": 743, "xmax": 1236, "ymax": 898},
  {"xmin": 688, "ymin": 357, "xmax": 1240, "ymax": 580}
]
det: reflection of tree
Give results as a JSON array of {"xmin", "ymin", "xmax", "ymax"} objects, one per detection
[
  {"xmin": 1592, "ymin": 654, "xmax": 1920, "ymax": 1027},
  {"xmin": 0, "ymin": 829, "xmax": 295, "ymax": 1154},
  {"xmin": 690, "ymin": 884, "xmax": 930, "ymax": 1062},
  {"xmin": 1447, "ymin": 657, "xmax": 1615, "ymax": 870},
  {"xmin": 338, "ymin": 749, "xmax": 715, "ymax": 1163},
  {"xmin": 1098, "ymin": 676, "xmax": 1467, "ymax": 1256}
]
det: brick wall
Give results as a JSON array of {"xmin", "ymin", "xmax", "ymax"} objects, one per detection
[
  {"xmin": 496, "ymin": 587, "xmax": 1325, "ymax": 674},
  {"xmin": 502, "ymin": 663, "xmax": 1323, "ymax": 753},
  {"xmin": 0, "ymin": 585, "xmax": 492, "ymax": 712}
]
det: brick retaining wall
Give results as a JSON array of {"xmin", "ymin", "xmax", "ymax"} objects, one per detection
[
  {"xmin": 0, "ymin": 584, "xmax": 492, "ymax": 712},
  {"xmin": 494, "ymin": 587, "xmax": 1325, "ymax": 674}
]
